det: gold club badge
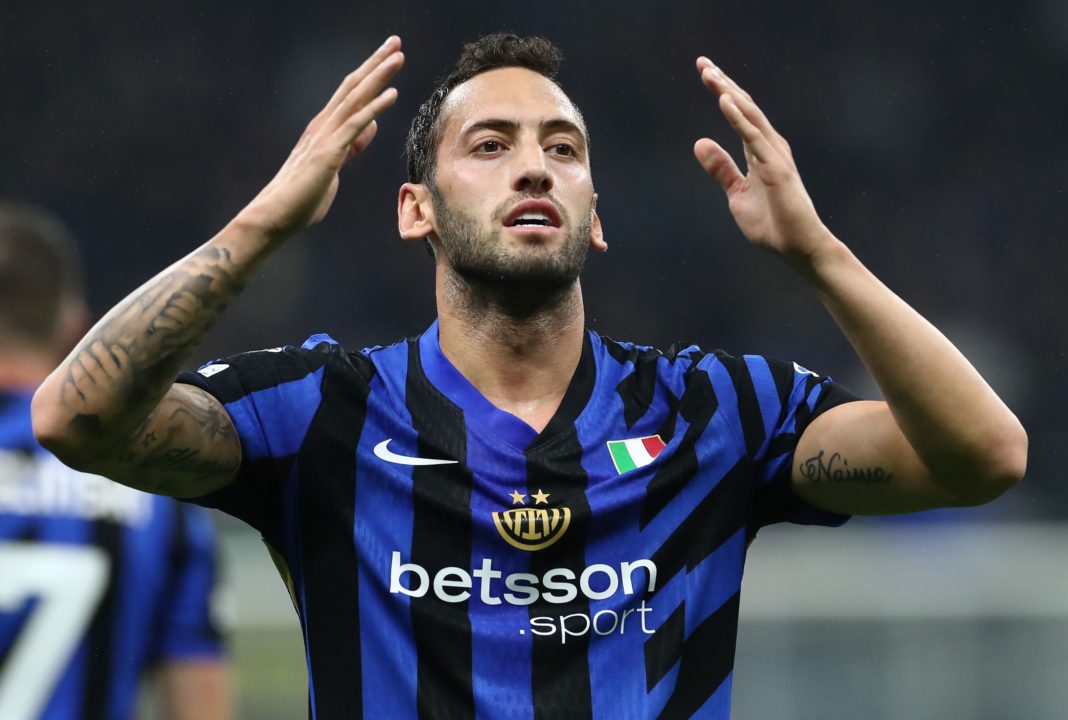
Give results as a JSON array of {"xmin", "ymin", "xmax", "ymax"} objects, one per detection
[{"xmin": 492, "ymin": 489, "xmax": 571, "ymax": 551}]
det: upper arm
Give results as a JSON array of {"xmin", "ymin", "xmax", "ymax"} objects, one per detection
[
  {"xmin": 87, "ymin": 383, "xmax": 241, "ymax": 498},
  {"xmin": 792, "ymin": 400, "xmax": 960, "ymax": 515}
]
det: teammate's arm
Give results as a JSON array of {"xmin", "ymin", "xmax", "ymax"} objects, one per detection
[
  {"xmin": 160, "ymin": 660, "xmax": 231, "ymax": 720},
  {"xmin": 31, "ymin": 37, "xmax": 405, "ymax": 498},
  {"xmin": 692, "ymin": 57, "xmax": 1027, "ymax": 514}
]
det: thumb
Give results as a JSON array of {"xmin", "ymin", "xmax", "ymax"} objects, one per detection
[{"xmin": 694, "ymin": 138, "xmax": 743, "ymax": 193}]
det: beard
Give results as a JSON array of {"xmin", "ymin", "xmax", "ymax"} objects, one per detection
[{"xmin": 430, "ymin": 188, "xmax": 593, "ymax": 318}]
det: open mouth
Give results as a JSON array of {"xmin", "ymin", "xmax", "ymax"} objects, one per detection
[{"xmin": 504, "ymin": 199, "xmax": 563, "ymax": 230}]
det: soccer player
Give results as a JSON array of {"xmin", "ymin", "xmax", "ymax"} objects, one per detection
[
  {"xmin": 31, "ymin": 34, "xmax": 1026, "ymax": 718},
  {"xmin": 0, "ymin": 202, "xmax": 230, "ymax": 720}
]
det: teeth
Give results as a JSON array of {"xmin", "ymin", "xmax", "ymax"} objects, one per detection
[{"xmin": 514, "ymin": 212, "xmax": 550, "ymax": 226}]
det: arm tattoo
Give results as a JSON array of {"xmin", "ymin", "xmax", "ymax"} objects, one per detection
[
  {"xmin": 113, "ymin": 385, "xmax": 241, "ymax": 492},
  {"xmin": 800, "ymin": 450, "xmax": 893, "ymax": 485},
  {"xmin": 55, "ymin": 245, "xmax": 245, "ymax": 440}
]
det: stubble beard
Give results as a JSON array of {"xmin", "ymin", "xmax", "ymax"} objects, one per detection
[{"xmin": 430, "ymin": 188, "xmax": 592, "ymax": 320}]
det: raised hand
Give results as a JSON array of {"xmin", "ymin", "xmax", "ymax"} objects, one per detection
[
  {"xmin": 237, "ymin": 36, "xmax": 405, "ymax": 240},
  {"xmin": 693, "ymin": 57, "xmax": 833, "ymax": 263}
]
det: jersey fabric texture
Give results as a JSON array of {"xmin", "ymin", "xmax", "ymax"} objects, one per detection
[
  {"xmin": 178, "ymin": 320, "xmax": 856, "ymax": 720},
  {"xmin": 0, "ymin": 390, "xmax": 224, "ymax": 720}
]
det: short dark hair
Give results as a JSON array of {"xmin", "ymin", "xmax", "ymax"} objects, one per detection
[
  {"xmin": 405, "ymin": 33, "xmax": 567, "ymax": 185},
  {"xmin": 0, "ymin": 201, "xmax": 83, "ymax": 346}
]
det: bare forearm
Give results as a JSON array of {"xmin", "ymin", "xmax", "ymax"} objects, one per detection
[
  {"xmin": 799, "ymin": 232, "xmax": 1027, "ymax": 489},
  {"xmin": 161, "ymin": 660, "xmax": 231, "ymax": 720},
  {"xmin": 33, "ymin": 221, "xmax": 277, "ymax": 457}
]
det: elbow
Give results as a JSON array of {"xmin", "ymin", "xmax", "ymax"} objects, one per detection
[
  {"xmin": 954, "ymin": 419, "xmax": 1028, "ymax": 506},
  {"xmin": 31, "ymin": 386, "xmax": 99, "ymax": 469}
]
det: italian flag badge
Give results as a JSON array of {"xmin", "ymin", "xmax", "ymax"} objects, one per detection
[{"xmin": 607, "ymin": 435, "xmax": 667, "ymax": 475}]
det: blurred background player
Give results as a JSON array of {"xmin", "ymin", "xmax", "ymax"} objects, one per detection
[{"xmin": 0, "ymin": 201, "xmax": 231, "ymax": 720}]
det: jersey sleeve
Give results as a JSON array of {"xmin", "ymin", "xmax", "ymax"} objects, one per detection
[
  {"xmin": 723, "ymin": 353, "xmax": 860, "ymax": 529},
  {"xmin": 174, "ymin": 334, "xmax": 363, "ymax": 536},
  {"xmin": 152, "ymin": 501, "xmax": 226, "ymax": 662}
]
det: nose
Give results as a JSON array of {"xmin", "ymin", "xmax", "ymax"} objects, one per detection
[{"xmin": 511, "ymin": 139, "xmax": 553, "ymax": 194}]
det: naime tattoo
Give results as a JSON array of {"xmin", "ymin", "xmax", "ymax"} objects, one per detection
[{"xmin": 799, "ymin": 450, "xmax": 893, "ymax": 484}]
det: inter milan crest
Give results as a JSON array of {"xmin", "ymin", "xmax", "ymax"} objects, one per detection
[{"xmin": 492, "ymin": 489, "xmax": 571, "ymax": 552}]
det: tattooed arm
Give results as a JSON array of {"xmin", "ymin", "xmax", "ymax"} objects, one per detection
[
  {"xmin": 692, "ymin": 58, "xmax": 1027, "ymax": 514},
  {"xmin": 31, "ymin": 37, "xmax": 404, "ymax": 497}
]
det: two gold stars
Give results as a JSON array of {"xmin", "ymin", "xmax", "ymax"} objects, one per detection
[{"xmin": 509, "ymin": 489, "xmax": 551, "ymax": 505}]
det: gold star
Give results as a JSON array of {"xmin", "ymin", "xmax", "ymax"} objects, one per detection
[
  {"xmin": 532, "ymin": 489, "xmax": 550, "ymax": 505},
  {"xmin": 509, "ymin": 490, "xmax": 527, "ymax": 505}
]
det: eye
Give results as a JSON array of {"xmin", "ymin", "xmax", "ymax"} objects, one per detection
[
  {"xmin": 476, "ymin": 140, "xmax": 503, "ymax": 153},
  {"xmin": 549, "ymin": 143, "xmax": 575, "ymax": 157}
]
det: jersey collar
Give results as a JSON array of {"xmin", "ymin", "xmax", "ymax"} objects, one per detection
[{"xmin": 418, "ymin": 319, "xmax": 596, "ymax": 451}]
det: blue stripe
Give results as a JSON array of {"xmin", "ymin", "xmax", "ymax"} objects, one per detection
[
  {"xmin": 467, "ymin": 426, "xmax": 535, "ymax": 720},
  {"xmin": 581, "ymin": 340, "xmax": 662, "ymax": 717},
  {"xmin": 743, "ymin": 355, "xmax": 782, "ymax": 459},
  {"xmin": 223, "ymin": 367, "xmax": 324, "ymax": 460},
  {"xmin": 683, "ymin": 528, "xmax": 745, "ymax": 635},
  {"xmin": 357, "ymin": 347, "xmax": 419, "ymax": 720},
  {"xmin": 638, "ymin": 356, "xmax": 746, "ymax": 552}
]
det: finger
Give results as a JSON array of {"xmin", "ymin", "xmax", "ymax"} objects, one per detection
[
  {"xmin": 335, "ymin": 87, "xmax": 398, "ymax": 150},
  {"xmin": 719, "ymin": 93, "xmax": 777, "ymax": 165},
  {"xmin": 700, "ymin": 65, "xmax": 771, "ymax": 131},
  {"xmin": 346, "ymin": 119, "xmax": 379, "ymax": 159},
  {"xmin": 322, "ymin": 36, "xmax": 402, "ymax": 117},
  {"xmin": 696, "ymin": 59, "xmax": 754, "ymax": 104},
  {"xmin": 325, "ymin": 51, "xmax": 404, "ymax": 134},
  {"xmin": 694, "ymin": 138, "xmax": 744, "ymax": 192}
]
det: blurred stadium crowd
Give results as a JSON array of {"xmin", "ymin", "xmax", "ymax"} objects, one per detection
[{"xmin": 2, "ymin": 0, "xmax": 1065, "ymax": 519}]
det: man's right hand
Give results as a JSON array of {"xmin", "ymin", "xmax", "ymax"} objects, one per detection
[
  {"xmin": 33, "ymin": 37, "xmax": 404, "ymax": 498},
  {"xmin": 234, "ymin": 36, "xmax": 404, "ymax": 241}
]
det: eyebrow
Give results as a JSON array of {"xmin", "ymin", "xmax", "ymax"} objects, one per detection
[{"xmin": 460, "ymin": 118, "xmax": 588, "ymax": 144}]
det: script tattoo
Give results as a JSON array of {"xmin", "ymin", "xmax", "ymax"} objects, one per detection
[{"xmin": 799, "ymin": 450, "xmax": 893, "ymax": 485}]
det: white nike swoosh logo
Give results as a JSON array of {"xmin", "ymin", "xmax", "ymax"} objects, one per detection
[{"xmin": 373, "ymin": 439, "xmax": 458, "ymax": 466}]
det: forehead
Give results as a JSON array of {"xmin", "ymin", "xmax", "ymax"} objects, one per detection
[{"xmin": 437, "ymin": 66, "xmax": 586, "ymax": 141}]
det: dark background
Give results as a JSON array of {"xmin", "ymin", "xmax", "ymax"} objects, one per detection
[{"xmin": 3, "ymin": 0, "xmax": 1064, "ymax": 518}]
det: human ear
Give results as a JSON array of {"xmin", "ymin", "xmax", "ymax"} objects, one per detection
[
  {"xmin": 397, "ymin": 183, "xmax": 435, "ymax": 241},
  {"xmin": 589, "ymin": 195, "xmax": 606, "ymax": 252}
]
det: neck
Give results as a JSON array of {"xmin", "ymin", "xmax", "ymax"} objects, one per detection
[{"xmin": 436, "ymin": 266, "xmax": 586, "ymax": 432}]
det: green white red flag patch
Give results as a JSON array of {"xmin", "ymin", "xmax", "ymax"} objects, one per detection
[{"xmin": 607, "ymin": 435, "xmax": 666, "ymax": 475}]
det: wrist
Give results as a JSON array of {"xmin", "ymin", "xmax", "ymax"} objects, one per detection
[{"xmin": 785, "ymin": 228, "xmax": 852, "ymax": 287}]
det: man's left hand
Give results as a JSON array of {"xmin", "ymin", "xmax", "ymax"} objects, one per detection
[{"xmin": 693, "ymin": 57, "xmax": 833, "ymax": 264}]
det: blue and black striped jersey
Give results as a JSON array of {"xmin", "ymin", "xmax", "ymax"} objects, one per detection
[
  {"xmin": 178, "ymin": 321, "xmax": 855, "ymax": 720},
  {"xmin": 0, "ymin": 391, "xmax": 224, "ymax": 720}
]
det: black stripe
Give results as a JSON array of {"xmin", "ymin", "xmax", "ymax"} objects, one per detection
[
  {"xmin": 643, "ymin": 602, "xmax": 685, "ymax": 691},
  {"xmin": 654, "ymin": 592, "xmax": 741, "ymax": 720},
  {"xmin": 406, "ymin": 340, "xmax": 476, "ymax": 720},
  {"xmin": 646, "ymin": 459, "xmax": 751, "ymax": 604},
  {"xmin": 82, "ymin": 519, "xmax": 123, "ymax": 720},
  {"xmin": 766, "ymin": 357, "xmax": 798, "ymax": 427},
  {"xmin": 728, "ymin": 356, "xmax": 767, "ymax": 458},
  {"xmin": 522, "ymin": 333, "xmax": 597, "ymax": 719},
  {"xmin": 297, "ymin": 353, "xmax": 367, "ymax": 718},
  {"xmin": 526, "ymin": 430, "xmax": 594, "ymax": 720},
  {"xmin": 535, "ymin": 333, "xmax": 596, "ymax": 444},
  {"xmin": 600, "ymin": 337, "xmax": 661, "ymax": 430},
  {"xmin": 176, "ymin": 342, "xmax": 337, "ymax": 404},
  {"xmin": 640, "ymin": 369, "xmax": 718, "ymax": 529}
]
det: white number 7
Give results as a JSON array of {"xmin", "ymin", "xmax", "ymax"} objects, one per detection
[{"xmin": 0, "ymin": 545, "xmax": 110, "ymax": 720}]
